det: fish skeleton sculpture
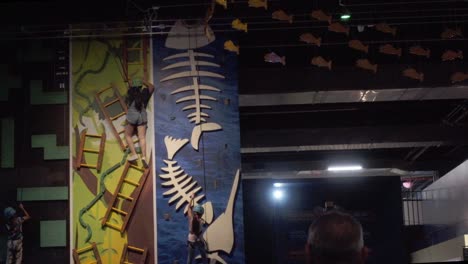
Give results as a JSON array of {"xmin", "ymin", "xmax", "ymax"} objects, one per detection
[
  {"xmin": 160, "ymin": 50, "xmax": 224, "ymax": 150},
  {"xmin": 160, "ymin": 136, "xmax": 240, "ymax": 264},
  {"xmin": 160, "ymin": 136, "xmax": 214, "ymax": 223}
]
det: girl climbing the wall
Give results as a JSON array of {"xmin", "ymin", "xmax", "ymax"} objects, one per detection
[
  {"xmin": 125, "ymin": 78, "xmax": 154, "ymax": 168},
  {"xmin": 187, "ymin": 194, "xmax": 208, "ymax": 264},
  {"xmin": 4, "ymin": 204, "xmax": 30, "ymax": 264}
]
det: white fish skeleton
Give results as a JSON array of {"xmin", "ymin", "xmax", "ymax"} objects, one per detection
[
  {"xmin": 160, "ymin": 136, "xmax": 240, "ymax": 263},
  {"xmin": 160, "ymin": 50, "xmax": 223, "ymax": 150}
]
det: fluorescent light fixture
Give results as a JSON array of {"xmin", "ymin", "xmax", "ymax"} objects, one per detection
[
  {"xmin": 273, "ymin": 190, "xmax": 284, "ymax": 200},
  {"xmin": 273, "ymin": 183, "xmax": 283, "ymax": 187},
  {"xmin": 340, "ymin": 13, "xmax": 351, "ymax": 20},
  {"xmin": 327, "ymin": 165, "xmax": 363, "ymax": 171}
]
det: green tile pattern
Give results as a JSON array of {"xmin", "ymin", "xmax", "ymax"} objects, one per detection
[
  {"xmin": 31, "ymin": 134, "xmax": 69, "ymax": 160},
  {"xmin": 40, "ymin": 220, "xmax": 67, "ymax": 247},
  {"xmin": 17, "ymin": 187, "xmax": 68, "ymax": 201},
  {"xmin": 30, "ymin": 80, "xmax": 67, "ymax": 105}
]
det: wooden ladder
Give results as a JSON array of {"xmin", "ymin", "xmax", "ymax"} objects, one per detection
[
  {"xmin": 101, "ymin": 161, "xmax": 149, "ymax": 233},
  {"xmin": 76, "ymin": 128, "xmax": 106, "ymax": 173},
  {"xmin": 72, "ymin": 242, "xmax": 102, "ymax": 264},
  {"xmin": 122, "ymin": 37, "xmax": 149, "ymax": 82},
  {"xmin": 95, "ymin": 85, "xmax": 129, "ymax": 151},
  {"xmin": 119, "ymin": 243, "xmax": 148, "ymax": 264}
]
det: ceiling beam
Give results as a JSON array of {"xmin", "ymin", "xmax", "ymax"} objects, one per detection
[{"xmin": 241, "ymin": 125, "xmax": 468, "ymax": 149}]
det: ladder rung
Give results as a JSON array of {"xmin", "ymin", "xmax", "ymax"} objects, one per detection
[
  {"xmin": 105, "ymin": 222, "xmax": 121, "ymax": 231},
  {"xmin": 117, "ymin": 193, "xmax": 134, "ymax": 201},
  {"xmin": 76, "ymin": 245, "xmax": 93, "ymax": 254},
  {"xmin": 123, "ymin": 178, "xmax": 140, "ymax": 187},
  {"xmin": 83, "ymin": 148, "xmax": 99, "ymax": 153},
  {"xmin": 129, "ymin": 164, "xmax": 144, "ymax": 172},
  {"xmin": 118, "ymin": 130, "xmax": 125, "ymax": 134},
  {"xmin": 112, "ymin": 207, "xmax": 128, "ymax": 216},
  {"xmin": 85, "ymin": 134, "xmax": 102, "ymax": 138},
  {"xmin": 80, "ymin": 164, "xmax": 97, "ymax": 169},
  {"xmin": 104, "ymin": 98, "xmax": 120, "ymax": 107},
  {"xmin": 111, "ymin": 112, "xmax": 126, "ymax": 121},
  {"xmin": 96, "ymin": 86, "xmax": 113, "ymax": 94},
  {"xmin": 128, "ymin": 246, "xmax": 145, "ymax": 253}
]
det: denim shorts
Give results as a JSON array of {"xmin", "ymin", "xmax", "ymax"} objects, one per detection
[{"xmin": 126, "ymin": 109, "xmax": 147, "ymax": 126}]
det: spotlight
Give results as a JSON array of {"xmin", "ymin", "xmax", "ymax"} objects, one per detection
[
  {"xmin": 273, "ymin": 189, "xmax": 284, "ymax": 200},
  {"xmin": 339, "ymin": 0, "xmax": 351, "ymax": 21},
  {"xmin": 327, "ymin": 165, "xmax": 363, "ymax": 171},
  {"xmin": 273, "ymin": 182, "xmax": 283, "ymax": 187},
  {"xmin": 402, "ymin": 181, "xmax": 413, "ymax": 189}
]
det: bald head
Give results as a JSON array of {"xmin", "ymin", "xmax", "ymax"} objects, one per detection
[{"xmin": 306, "ymin": 211, "xmax": 367, "ymax": 264}]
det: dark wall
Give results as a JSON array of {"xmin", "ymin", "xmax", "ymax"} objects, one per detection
[
  {"xmin": 243, "ymin": 176, "xmax": 404, "ymax": 264},
  {"xmin": 0, "ymin": 39, "xmax": 69, "ymax": 263}
]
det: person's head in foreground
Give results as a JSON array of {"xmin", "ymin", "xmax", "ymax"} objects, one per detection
[{"xmin": 306, "ymin": 211, "xmax": 368, "ymax": 264}]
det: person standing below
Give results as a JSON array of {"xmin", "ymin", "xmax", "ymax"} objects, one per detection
[
  {"xmin": 187, "ymin": 194, "xmax": 208, "ymax": 264},
  {"xmin": 305, "ymin": 211, "xmax": 368, "ymax": 264},
  {"xmin": 125, "ymin": 78, "xmax": 154, "ymax": 168},
  {"xmin": 4, "ymin": 204, "xmax": 30, "ymax": 264}
]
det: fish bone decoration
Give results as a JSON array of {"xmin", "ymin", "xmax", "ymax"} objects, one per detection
[{"xmin": 154, "ymin": 18, "xmax": 244, "ymax": 264}]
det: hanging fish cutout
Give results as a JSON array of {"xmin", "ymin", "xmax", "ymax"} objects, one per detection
[
  {"xmin": 442, "ymin": 50, "xmax": 463, "ymax": 61},
  {"xmin": 402, "ymin": 68, "xmax": 424, "ymax": 82},
  {"xmin": 216, "ymin": 0, "xmax": 227, "ymax": 9},
  {"xmin": 441, "ymin": 27, "xmax": 463, "ymax": 39},
  {"xmin": 272, "ymin": 9, "xmax": 293, "ymax": 23},
  {"xmin": 248, "ymin": 0, "xmax": 267, "ymax": 9},
  {"xmin": 379, "ymin": 44, "xmax": 402, "ymax": 57},
  {"xmin": 375, "ymin": 22, "xmax": 397, "ymax": 36},
  {"xmin": 408, "ymin": 45, "xmax": 430, "ymax": 58},
  {"xmin": 328, "ymin": 22, "xmax": 349, "ymax": 36},
  {"xmin": 311, "ymin": 56, "xmax": 332, "ymax": 70},
  {"xmin": 356, "ymin": 59, "xmax": 377, "ymax": 73},
  {"xmin": 310, "ymin": 9, "xmax": 332, "ymax": 24},
  {"xmin": 299, "ymin": 33, "xmax": 321, "ymax": 47},
  {"xmin": 232, "ymin": 19, "xmax": 248, "ymax": 32},
  {"xmin": 264, "ymin": 52, "xmax": 286, "ymax": 65},
  {"xmin": 348, "ymin": 40, "xmax": 368, "ymax": 53},
  {"xmin": 224, "ymin": 40, "xmax": 239, "ymax": 54},
  {"xmin": 451, "ymin": 72, "xmax": 468, "ymax": 83}
]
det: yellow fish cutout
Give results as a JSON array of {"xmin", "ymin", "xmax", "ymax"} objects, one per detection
[
  {"xmin": 224, "ymin": 40, "xmax": 239, "ymax": 55},
  {"xmin": 248, "ymin": 0, "xmax": 268, "ymax": 10},
  {"xmin": 232, "ymin": 19, "xmax": 248, "ymax": 33},
  {"xmin": 216, "ymin": 0, "xmax": 227, "ymax": 9}
]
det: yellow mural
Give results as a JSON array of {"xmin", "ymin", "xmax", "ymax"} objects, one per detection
[{"xmin": 71, "ymin": 37, "xmax": 155, "ymax": 264}]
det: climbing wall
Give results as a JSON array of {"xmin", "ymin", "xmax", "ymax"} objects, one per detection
[
  {"xmin": 70, "ymin": 37, "xmax": 155, "ymax": 264},
  {"xmin": 153, "ymin": 21, "xmax": 245, "ymax": 264},
  {"xmin": 0, "ymin": 39, "xmax": 70, "ymax": 263}
]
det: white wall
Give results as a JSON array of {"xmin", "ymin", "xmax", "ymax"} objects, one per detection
[
  {"xmin": 411, "ymin": 235, "xmax": 464, "ymax": 263},
  {"xmin": 421, "ymin": 160, "xmax": 468, "ymax": 226}
]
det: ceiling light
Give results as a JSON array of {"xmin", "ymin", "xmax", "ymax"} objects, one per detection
[
  {"xmin": 273, "ymin": 189, "xmax": 284, "ymax": 200},
  {"xmin": 402, "ymin": 181, "xmax": 413, "ymax": 189},
  {"xmin": 273, "ymin": 183, "xmax": 283, "ymax": 187},
  {"xmin": 327, "ymin": 165, "xmax": 363, "ymax": 171},
  {"xmin": 339, "ymin": 0, "xmax": 351, "ymax": 21}
]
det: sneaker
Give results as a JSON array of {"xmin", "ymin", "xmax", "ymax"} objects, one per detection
[
  {"xmin": 127, "ymin": 154, "xmax": 138, "ymax": 162},
  {"xmin": 142, "ymin": 157, "xmax": 149, "ymax": 168}
]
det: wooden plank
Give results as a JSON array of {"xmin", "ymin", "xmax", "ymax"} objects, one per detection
[
  {"xmin": 96, "ymin": 132, "xmax": 106, "ymax": 173},
  {"xmin": 121, "ymin": 165, "xmax": 150, "ymax": 233},
  {"xmin": 101, "ymin": 162, "xmax": 131, "ymax": 227}
]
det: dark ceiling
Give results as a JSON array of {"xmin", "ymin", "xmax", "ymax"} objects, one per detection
[{"xmin": 2, "ymin": 0, "xmax": 468, "ymax": 190}]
